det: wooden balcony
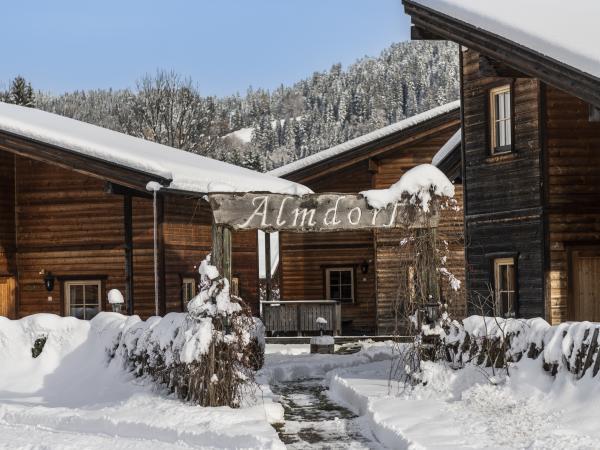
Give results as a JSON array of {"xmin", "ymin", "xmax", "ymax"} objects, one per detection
[{"xmin": 260, "ymin": 300, "xmax": 342, "ymax": 336}]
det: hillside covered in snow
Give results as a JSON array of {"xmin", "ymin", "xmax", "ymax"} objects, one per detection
[{"xmin": 18, "ymin": 40, "xmax": 458, "ymax": 172}]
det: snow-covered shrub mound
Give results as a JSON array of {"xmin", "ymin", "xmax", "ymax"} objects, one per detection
[
  {"xmin": 443, "ymin": 316, "xmax": 600, "ymax": 379},
  {"xmin": 114, "ymin": 257, "xmax": 263, "ymax": 407}
]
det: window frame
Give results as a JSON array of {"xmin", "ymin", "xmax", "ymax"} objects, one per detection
[
  {"xmin": 64, "ymin": 279, "xmax": 103, "ymax": 320},
  {"xmin": 493, "ymin": 257, "xmax": 517, "ymax": 318},
  {"xmin": 182, "ymin": 277, "xmax": 197, "ymax": 304},
  {"xmin": 489, "ymin": 83, "xmax": 514, "ymax": 155},
  {"xmin": 324, "ymin": 267, "xmax": 355, "ymax": 304}
]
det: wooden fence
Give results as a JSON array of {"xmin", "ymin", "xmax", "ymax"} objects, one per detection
[{"xmin": 261, "ymin": 300, "xmax": 342, "ymax": 336}]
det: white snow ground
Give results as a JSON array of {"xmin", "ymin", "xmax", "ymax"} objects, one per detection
[
  {"xmin": 1, "ymin": 316, "xmax": 600, "ymax": 449},
  {"xmin": 0, "ymin": 314, "xmax": 285, "ymax": 450}
]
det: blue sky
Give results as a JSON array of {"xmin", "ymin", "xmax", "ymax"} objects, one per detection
[{"xmin": 2, "ymin": 0, "xmax": 411, "ymax": 97}]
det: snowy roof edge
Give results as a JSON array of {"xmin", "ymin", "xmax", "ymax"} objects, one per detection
[
  {"xmin": 0, "ymin": 102, "xmax": 311, "ymax": 196},
  {"xmin": 405, "ymin": 0, "xmax": 600, "ymax": 106},
  {"xmin": 431, "ymin": 128, "xmax": 461, "ymax": 167},
  {"xmin": 269, "ymin": 100, "xmax": 460, "ymax": 178}
]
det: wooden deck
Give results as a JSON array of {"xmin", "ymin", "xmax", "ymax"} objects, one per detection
[{"xmin": 261, "ymin": 300, "xmax": 342, "ymax": 336}]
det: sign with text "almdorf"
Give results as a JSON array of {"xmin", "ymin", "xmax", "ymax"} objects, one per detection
[{"xmin": 208, "ymin": 193, "xmax": 438, "ymax": 232}]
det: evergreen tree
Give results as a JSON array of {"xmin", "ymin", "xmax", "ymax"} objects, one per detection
[{"xmin": 8, "ymin": 76, "xmax": 35, "ymax": 107}]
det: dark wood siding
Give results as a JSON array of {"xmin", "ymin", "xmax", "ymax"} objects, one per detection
[
  {"xmin": 13, "ymin": 155, "xmax": 127, "ymax": 317},
  {"xmin": 0, "ymin": 151, "xmax": 15, "ymax": 276},
  {"xmin": 0, "ymin": 149, "xmax": 259, "ymax": 319},
  {"xmin": 545, "ymin": 86, "xmax": 600, "ymax": 323},
  {"xmin": 462, "ymin": 48, "xmax": 545, "ymax": 318},
  {"xmin": 280, "ymin": 161, "xmax": 377, "ymax": 333},
  {"xmin": 372, "ymin": 126, "xmax": 465, "ymax": 331},
  {"xmin": 280, "ymin": 119, "xmax": 465, "ymax": 334}
]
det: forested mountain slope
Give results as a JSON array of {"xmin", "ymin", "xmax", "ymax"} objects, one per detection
[{"xmin": 14, "ymin": 41, "xmax": 459, "ymax": 171}]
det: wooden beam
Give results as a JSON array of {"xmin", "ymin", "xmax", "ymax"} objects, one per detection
[
  {"xmin": 411, "ymin": 25, "xmax": 444, "ymax": 40},
  {"xmin": 209, "ymin": 192, "xmax": 439, "ymax": 232},
  {"xmin": 0, "ymin": 131, "xmax": 170, "ymax": 192},
  {"xmin": 478, "ymin": 55, "xmax": 529, "ymax": 79},
  {"xmin": 123, "ymin": 193, "xmax": 134, "ymax": 315},
  {"xmin": 157, "ymin": 195, "xmax": 167, "ymax": 315},
  {"xmin": 106, "ymin": 182, "xmax": 153, "ymax": 199},
  {"xmin": 367, "ymin": 158, "xmax": 379, "ymax": 174},
  {"xmin": 264, "ymin": 231, "xmax": 272, "ymax": 301},
  {"xmin": 211, "ymin": 223, "xmax": 232, "ymax": 281}
]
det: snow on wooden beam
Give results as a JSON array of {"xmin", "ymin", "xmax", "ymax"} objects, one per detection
[{"xmin": 208, "ymin": 193, "xmax": 439, "ymax": 232}]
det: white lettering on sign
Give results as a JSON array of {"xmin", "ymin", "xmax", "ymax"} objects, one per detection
[
  {"xmin": 209, "ymin": 193, "xmax": 437, "ymax": 232},
  {"xmin": 347, "ymin": 206, "xmax": 361, "ymax": 225}
]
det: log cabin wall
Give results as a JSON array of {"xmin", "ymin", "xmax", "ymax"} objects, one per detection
[
  {"xmin": 12, "ymin": 155, "xmax": 127, "ymax": 317},
  {"xmin": 462, "ymin": 49, "xmax": 545, "ymax": 318},
  {"xmin": 0, "ymin": 151, "xmax": 16, "ymax": 276},
  {"xmin": 371, "ymin": 127, "xmax": 465, "ymax": 332},
  {"xmin": 544, "ymin": 86, "xmax": 600, "ymax": 323},
  {"xmin": 280, "ymin": 160, "xmax": 377, "ymax": 334},
  {"xmin": 0, "ymin": 150, "xmax": 259, "ymax": 319},
  {"xmin": 163, "ymin": 196, "xmax": 259, "ymax": 315},
  {"xmin": 279, "ymin": 117, "xmax": 464, "ymax": 334}
]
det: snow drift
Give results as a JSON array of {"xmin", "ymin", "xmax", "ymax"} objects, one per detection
[{"xmin": 360, "ymin": 163, "xmax": 455, "ymax": 211}]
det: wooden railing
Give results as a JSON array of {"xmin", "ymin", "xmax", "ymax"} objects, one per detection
[{"xmin": 260, "ymin": 300, "xmax": 342, "ymax": 336}]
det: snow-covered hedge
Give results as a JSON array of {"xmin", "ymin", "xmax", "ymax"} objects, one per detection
[
  {"xmin": 442, "ymin": 316, "xmax": 600, "ymax": 379},
  {"xmin": 111, "ymin": 258, "xmax": 263, "ymax": 406},
  {"xmin": 0, "ymin": 258, "xmax": 265, "ymax": 408}
]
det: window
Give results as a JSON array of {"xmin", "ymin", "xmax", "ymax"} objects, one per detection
[
  {"xmin": 65, "ymin": 280, "xmax": 102, "ymax": 320},
  {"xmin": 494, "ymin": 258, "xmax": 517, "ymax": 317},
  {"xmin": 325, "ymin": 268, "xmax": 354, "ymax": 303},
  {"xmin": 490, "ymin": 85, "xmax": 512, "ymax": 153},
  {"xmin": 231, "ymin": 276, "xmax": 240, "ymax": 297},
  {"xmin": 182, "ymin": 278, "xmax": 197, "ymax": 303}
]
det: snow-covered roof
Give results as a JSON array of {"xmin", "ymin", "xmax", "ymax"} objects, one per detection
[
  {"xmin": 411, "ymin": 0, "xmax": 600, "ymax": 80},
  {"xmin": 0, "ymin": 102, "xmax": 311, "ymax": 196},
  {"xmin": 432, "ymin": 128, "xmax": 460, "ymax": 167},
  {"xmin": 269, "ymin": 101, "xmax": 460, "ymax": 177}
]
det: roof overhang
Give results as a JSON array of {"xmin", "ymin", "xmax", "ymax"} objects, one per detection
[
  {"xmin": 279, "ymin": 107, "xmax": 460, "ymax": 183},
  {"xmin": 403, "ymin": 0, "xmax": 600, "ymax": 107},
  {"xmin": 0, "ymin": 130, "xmax": 171, "ymax": 193}
]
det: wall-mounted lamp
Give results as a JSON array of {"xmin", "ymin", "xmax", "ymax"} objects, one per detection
[
  {"xmin": 40, "ymin": 270, "xmax": 55, "ymax": 292},
  {"xmin": 360, "ymin": 260, "xmax": 369, "ymax": 274}
]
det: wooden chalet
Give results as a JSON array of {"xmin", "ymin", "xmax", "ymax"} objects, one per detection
[
  {"xmin": 0, "ymin": 102, "xmax": 309, "ymax": 320},
  {"xmin": 269, "ymin": 102, "xmax": 465, "ymax": 334},
  {"xmin": 404, "ymin": 0, "xmax": 600, "ymax": 323}
]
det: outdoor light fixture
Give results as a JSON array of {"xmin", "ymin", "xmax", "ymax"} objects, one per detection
[
  {"xmin": 360, "ymin": 260, "xmax": 369, "ymax": 274},
  {"xmin": 41, "ymin": 270, "xmax": 55, "ymax": 292},
  {"xmin": 424, "ymin": 299, "xmax": 440, "ymax": 323}
]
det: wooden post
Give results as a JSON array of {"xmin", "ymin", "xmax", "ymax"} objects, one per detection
[
  {"xmin": 264, "ymin": 231, "xmax": 272, "ymax": 302},
  {"xmin": 157, "ymin": 196, "xmax": 167, "ymax": 316},
  {"xmin": 123, "ymin": 193, "xmax": 134, "ymax": 315},
  {"xmin": 212, "ymin": 222, "xmax": 232, "ymax": 281},
  {"xmin": 415, "ymin": 227, "xmax": 440, "ymax": 323}
]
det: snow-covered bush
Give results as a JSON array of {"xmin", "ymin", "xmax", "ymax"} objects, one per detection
[
  {"xmin": 113, "ymin": 256, "xmax": 264, "ymax": 407},
  {"xmin": 441, "ymin": 316, "xmax": 600, "ymax": 380}
]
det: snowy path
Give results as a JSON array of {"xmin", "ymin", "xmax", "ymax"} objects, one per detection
[{"xmin": 270, "ymin": 379, "xmax": 383, "ymax": 449}]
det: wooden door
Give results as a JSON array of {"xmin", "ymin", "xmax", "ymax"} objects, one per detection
[
  {"xmin": 0, "ymin": 277, "xmax": 16, "ymax": 319},
  {"xmin": 571, "ymin": 250, "xmax": 600, "ymax": 322}
]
